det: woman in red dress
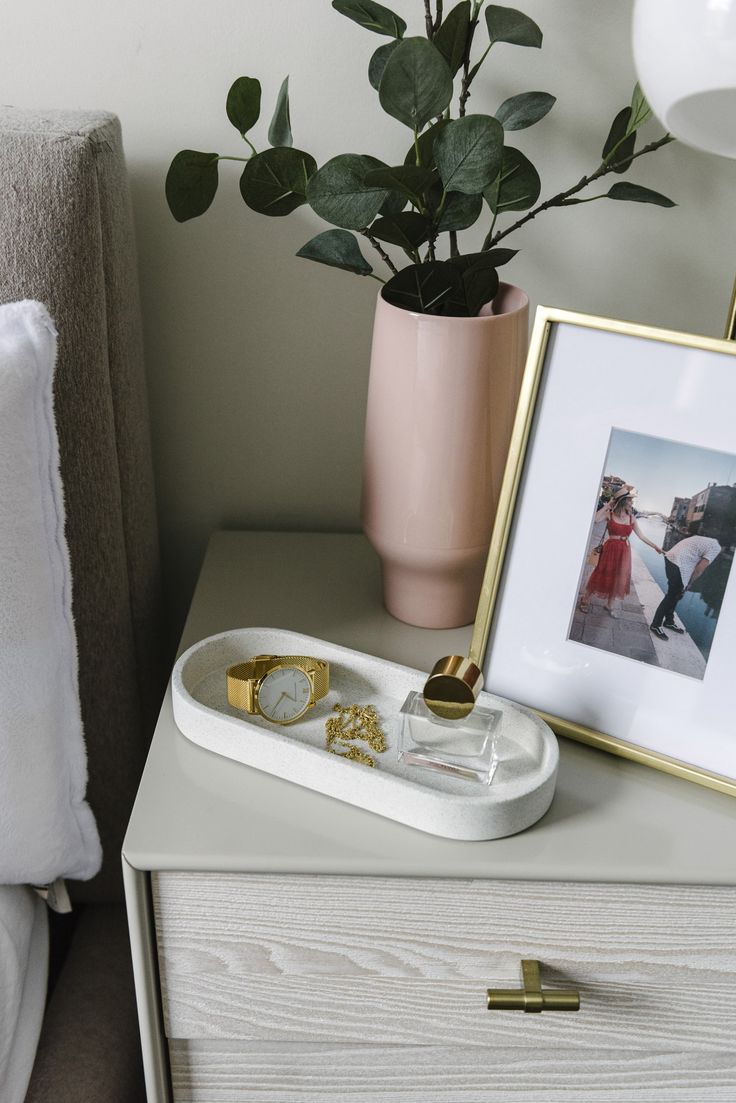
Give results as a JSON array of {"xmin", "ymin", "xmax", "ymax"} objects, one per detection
[{"xmin": 580, "ymin": 485, "xmax": 663, "ymax": 615}]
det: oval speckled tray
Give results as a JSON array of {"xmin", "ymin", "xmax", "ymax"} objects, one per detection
[{"xmin": 171, "ymin": 628, "xmax": 558, "ymax": 840}]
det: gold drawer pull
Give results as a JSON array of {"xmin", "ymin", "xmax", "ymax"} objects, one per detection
[{"xmin": 487, "ymin": 959, "xmax": 580, "ymax": 1013}]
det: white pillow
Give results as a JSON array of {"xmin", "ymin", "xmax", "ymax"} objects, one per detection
[{"xmin": 0, "ymin": 300, "xmax": 101, "ymax": 883}]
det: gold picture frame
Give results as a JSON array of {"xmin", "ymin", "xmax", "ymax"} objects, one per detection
[{"xmin": 470, "ymin": 306, "xmax": 736, "ymax": 798}]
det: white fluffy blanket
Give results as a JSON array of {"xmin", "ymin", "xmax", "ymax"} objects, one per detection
[
  {"xmin": 0, "ymin": 885, "xmax": 48, "ymax": 1102},
  {"xmin": 0, "ymin": 300, "xmax": 101, "ymax": 883}
]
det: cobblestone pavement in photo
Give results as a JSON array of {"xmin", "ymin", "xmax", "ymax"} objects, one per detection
[{"xmin": 569, "ymin": 594, "xmax": 659, "ymax": 665}]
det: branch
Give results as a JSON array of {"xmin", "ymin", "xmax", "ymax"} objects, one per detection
[
  {"xmin": 485, "ymin": 133, "xmax": 675, "ymax": 249},
  {"xmin": 458, "ymin": 15, "xmax": 480, "ymax": 117},
  {"xmin": 424, "ymin": 0, "xmax": 443, "ymax": 38},
  {"xmin": 362, "ymin": 229, "xmax": 400, "ymax": 276},
  {"xmin": 458, "ymin": 1, "xmax": 486, "ymax": 115},
  {"xmin": 424, "ymin": 0, "xmax": 434, "ymax": 38}
]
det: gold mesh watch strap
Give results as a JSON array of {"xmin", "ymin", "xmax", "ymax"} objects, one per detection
[{"xmin": 226, "ymin": 655, "xmax": 330, "ymax": 713}]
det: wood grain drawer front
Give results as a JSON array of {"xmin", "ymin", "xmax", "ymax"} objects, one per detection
[
  {"xmin": 169, "ymin": 1041, "xmax": 736, "ymax": 1103},
  {"xmin": 152, "ymin": 873, "xmax": 736, "ymax": 1052}
]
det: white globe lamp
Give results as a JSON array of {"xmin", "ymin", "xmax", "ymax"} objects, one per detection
[{"xmin": 633, "ymin": 0, "xmax": 736, "ymax": 156}]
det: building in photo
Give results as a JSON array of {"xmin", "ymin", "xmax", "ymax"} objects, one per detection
[{"xmin": 685, "ymin": 483, "xmax": 736, "ymax": 537}]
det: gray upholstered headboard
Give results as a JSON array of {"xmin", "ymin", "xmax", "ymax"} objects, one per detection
[{"xmin": 0, "ymin": 107, "xmax": 164, "ymax": 901}]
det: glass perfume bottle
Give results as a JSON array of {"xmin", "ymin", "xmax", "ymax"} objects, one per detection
[{"xmin": 397, "ymin": 691, "xmax": 500, "ymax": 784}]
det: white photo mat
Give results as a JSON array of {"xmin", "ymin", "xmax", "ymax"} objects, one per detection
[{"xmin": 483, "ymin": 309, "xmax": 736, "ymax": 790}]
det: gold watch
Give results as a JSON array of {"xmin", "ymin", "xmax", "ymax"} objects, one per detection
[{"xmin": 226, "ymin": 654, "xmax": 330, "ymax": 725}]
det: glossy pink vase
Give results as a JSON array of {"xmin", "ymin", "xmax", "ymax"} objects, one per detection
[{"xmin": 362, "ymin": 283, "xmax": 529, "ymax": 628}]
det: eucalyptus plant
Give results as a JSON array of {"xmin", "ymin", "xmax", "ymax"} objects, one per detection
[{"xmin": 166, "ymin": 0, "xmax": 675, "ymax": 317}]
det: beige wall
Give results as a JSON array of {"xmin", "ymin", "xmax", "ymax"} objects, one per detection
[{"xmin": 4, "ymin": 0, "xmax": 736, "ymax": 631}]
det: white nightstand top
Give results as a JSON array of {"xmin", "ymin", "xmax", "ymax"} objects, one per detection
[{"xmin": 123, "ymin": 531, "xmax": 736, "ymax": 884}]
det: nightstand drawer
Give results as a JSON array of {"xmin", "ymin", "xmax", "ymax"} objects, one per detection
[
  {"xmin": 167, "ymin": 1042, "xmax": 736, "ymax": 1103},
  {"xmin": 152, "ymin": 872, "xmax": 736, "ymax": 1052}
]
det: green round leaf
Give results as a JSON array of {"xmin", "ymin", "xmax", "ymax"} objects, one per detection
[
  {"xmin": 448, "ymin": 249, "xmax": 517, "ymax": 272},
  {"xmin": 380, "ymin": 189, "xmax": 407, "ymax": 217},
  {"xmin": 495, "ymin": 91, "xmax": 555, "ymax": 131},
  {"xmin": 606, "ymin": 182, "xmax": 676, "ymax": 207},
  {"xmin": 379, "ymin": 38, "xmax": 453, "ymax": 132},
  {"xmin": 268, "ymin": 76, "xmax": 293, "ymax": 147},
  {"xmin": 382, "ymin": 261, "xmax": 461, "ymax": 314},
  {"xmin": 165, "ymin": 150, "xmax": 219, "ymax": 222},
  {"xmin": 296, "ymin": 229, "xmax": 373, "ymax": 275},
  {"xmin": 307, "ymin": 154, "xmax": 390, "ymax": 229},
  {"xmin": 370, "ymin": 212, "xmax": 430, "ymax": 249},
  {"xmin": 437, "ymin": 191, "xmax": 483, "ymax": 232},
  {"xmin": 368, "ymin": 40, "xmax": 400, "ymax": 90},
  {"xmin": 485, "ymin": 5, "xmax": 542, "ymax": 47},
  {"xmin": 425, "ymin": 179, "xmax": 445, "ymax": 217},
  {"xmin": 364, "ymin": 164, "xmax": 435, "ymax": 205},
  {"xmin": 434, "ymin": 115, "xmax": 504, "ymax": 194},
  {"xmin": 445, "ymin": 253, "xmax": 502, "ymax": 315},
  {"xmin": 628, "ymin": 83, "xmax": 653, "ymax": 134},
  {"xmin": 404, "ymin": 119, "xmax": 450, "ymax": 168},
  {"xmin": 226, "ymin": 77, "xmax": 262, "ymax": 135},
  {"xmin": 433, "ymin": 1, "xmax": 472, "ymax": 77},
  {"xmin": 484, "ymin": 146, "xmax": 540, "ymax": 213},
  {"xmin": 457, "ymin": 261, "xmax": 500, "ymax": 316},
  {"xmin": 602, "ymin": 107, "xmax": 635, "ymax": 173},
  {"xmin": 240, "ymin": 147, "xmax": 317, "ymax": 216},
  {"xmin": 332, "ymin": 0, "xmax": 406, "ymax": 38}
]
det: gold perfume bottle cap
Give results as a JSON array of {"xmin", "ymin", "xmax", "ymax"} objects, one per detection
[{"xmin": 423, "ymin": 655, "xmax": 484, "ymax": 720}]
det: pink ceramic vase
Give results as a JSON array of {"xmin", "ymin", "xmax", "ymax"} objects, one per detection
[{"xmin": 362, "ymin": 283, "xmax": 529, "ymax": 628}]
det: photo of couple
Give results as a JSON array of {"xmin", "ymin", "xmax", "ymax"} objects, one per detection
[{"xmin": 570, "ymin": 429, "xmax": 736, "ymax": 679}]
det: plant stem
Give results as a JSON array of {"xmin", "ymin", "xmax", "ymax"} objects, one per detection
[
  {"xmin": 216, "ymin": 155, "xmax": 250, "ymax": 163},
  {"xmin": 368, "ymin": 273, "xmax": 387, "ymax": 284},
  {"xmin": 435, "ymin": 189, "xmax": 448, "ymax": 222},
  {"xmin": 486, "ymin": 209, "xmax": 498, "ymax": 243},
  {"xmin": 484, "ymin": 133, "xmax": 674, "ymax": 249},
  {"xmin": 449, "ymin": 230, "xmax": 460, "ymax": 257},
  {"xmin": 422, "ymin": 0, "xmax": 443, "ymax": 38},
  {"xmin": 458, "ymin": 9, "xmax": 481, "ymax": 117},
  {"xmin": 424, "ymin": 0, "xmax": 434, "ymax": 38},
  {"xmin": 561, "ymin": 194, "xmax": 607, "ymax": 204},
  {"xmin": 362, "ymin": 230, "xmax": 400, "ymax": 276}
]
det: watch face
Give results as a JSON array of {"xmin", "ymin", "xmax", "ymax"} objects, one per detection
[{"xmin": 258, "ymin": 666, "xmax": 312, "ymax": 723}]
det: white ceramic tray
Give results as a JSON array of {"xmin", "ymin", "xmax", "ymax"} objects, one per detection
[{"xmin": 171, "ymin": 628, "xmax": 558, "ymax": 841}]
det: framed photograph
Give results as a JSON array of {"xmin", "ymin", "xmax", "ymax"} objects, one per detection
[{"xmin": 473, "ymin": 307, "xmax": 736, "ymax": 796}]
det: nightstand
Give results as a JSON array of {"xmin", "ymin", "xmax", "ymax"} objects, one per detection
[{"xmin": 123, "ymin": 531, "xmax": 736, "ymax": 1103}]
